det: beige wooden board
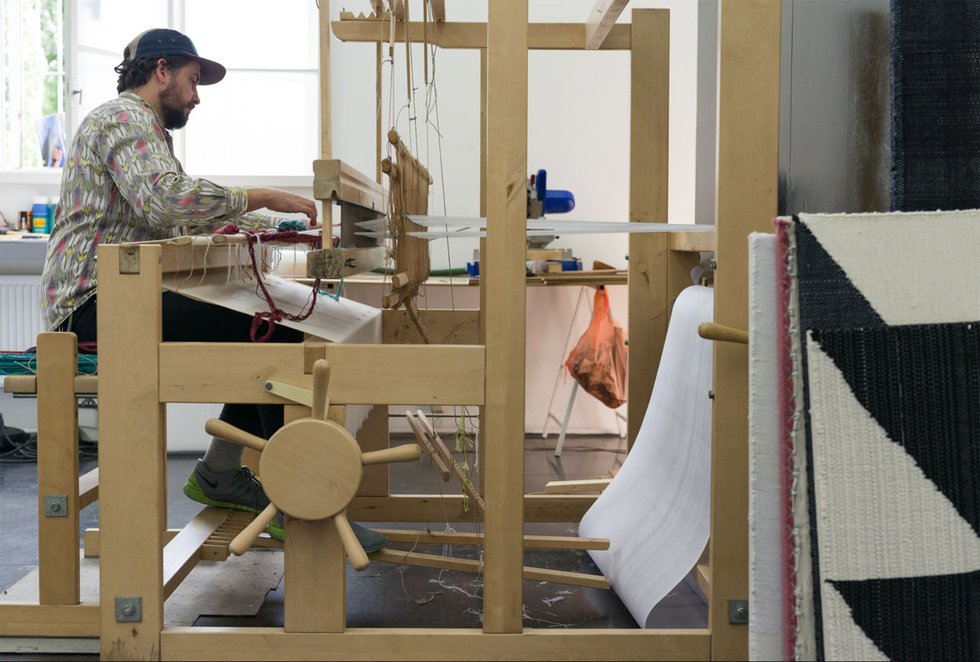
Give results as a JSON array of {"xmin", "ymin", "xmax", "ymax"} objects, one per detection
[
  {"xmin": 628, "ymin": 10, "xmax": 670, "ymax": 450},
  {"xmin": 312, "ymin": 159, "xmax": 384, "ymax": 211},
  {"xmin": 382, "ymin": 308, "xmax": 481, "ymax": 345},
  {"xmin": 285, "ymin": 517, "xmax": 346, "ymax": 633},
  {"xmin": 710, "ymin": 1, "xmax": 782, "ymax": 659},
  {"xmin": 1, "ymin": 374, "xmax": 97, "ymax": 395},
  {"xmin": 346, "ymin": 494, "xmax": 594, "ymax": 522},
  {"xmin": 161, "ymin": 627, "xmax": 710, "ymax": 661},
  {"xmin": 95, "ymin": 244, "xmax": 166, "ymax": 659},
  {"xmin": 0, "ymin": 604, "xmax": 100, "ymax": 638},
  {"xmin": 483, "ymin": 0, "xmax": 530, "ymax": 634},
  {"xmin": 163, "ymin": 271, "xmax": 381, "ymax": 344},
  {"xmin": 585, "ymin": 0, "xmax": 630, "ymax": 49},
  {"xmin": 36, "ymin": 333, "xmax": 80, "ymax": 605},
  {"xmin": 159, "ymin": 343, "xmax": 485, "ymax": 405},
  {"xmin": 332, "ymin": 19, "xmax": 633, "ymax": 50}
]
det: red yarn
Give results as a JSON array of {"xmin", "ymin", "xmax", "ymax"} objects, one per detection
[{"xmin": 244, "ymin": 230, "xmax": 323, "ymax": 342}]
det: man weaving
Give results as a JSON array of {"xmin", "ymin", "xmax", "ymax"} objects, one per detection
[{"xmin": 40, "ymin": 28, "xmax": 386, "ymax": 553}]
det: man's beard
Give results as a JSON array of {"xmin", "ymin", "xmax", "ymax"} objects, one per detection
[{"xmin": 159, "ymin": 81, "xmax": 190, "ymax": 130}]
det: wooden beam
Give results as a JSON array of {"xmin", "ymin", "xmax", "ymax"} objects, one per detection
[
  {"xmin": 36, "ymin": 332, "xmax": 80, "ymax": 605},
  {"xmin": 333, "ymin": 19, "xmax": 632, "ymax": 50},
  {"xmin": 78, "ymin": 467, "xmax": 99, "ymax": 510},
  {"xmin": 382, "ymin": 308, "xmax": 481, "ymax": 345},
  {"xmin": 670, "ymin": 228, "xmax": 716, "ymax": 252},
  {"xmin": 161, "ymin": 628, "xmax": 711, "ymax": 661},
  {"xmin": 373, "ymin": 549, "xmax": 610, "ymax": 590},
  {"xmin": 711, "ymin": 1, "xmax": 782, "ymax": 659},
  {"xmin": 162, "ymin": 508, "xmax": 230, "ymax": 599},
  {"xmin": 585, "ymin": 0, "xmax": 630, "ymax": 50},
  {"xmin": 319, "ymin": 0, "xmax": 331, "ymax": 159},
  {"xmin": 628, "ymin": 9, "xmax": 670, "ymax": 450},
  {"xmin": 483, "ymin": 0, "xmax": 528, "ymax": 635},
  {"xmin": 96, "ymin": 244, "xmax": 166, "ymax": 660},
  {"xmin": 312, "ymin": 159, "xmax": 385, "ymax": 212},
  {"xmin": 0, "ymin": 603, "xmax": 100, "ymax": 637},
  {"xmin": 158, "ymin": 343, "xmax": 485, "ymax": 406},
  {"xmin": 430, "ymin": 0, "xmax": 445, "ymax": 22},
  {"xmin": 347, "ymin": 494, "xmax": 596, "ymax": 523},
  {"xmin": 374, "ymin": 528, "xmax": 609, "ymax": 551}
]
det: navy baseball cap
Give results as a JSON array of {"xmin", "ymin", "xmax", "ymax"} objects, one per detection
[{"xmin": 122, "ymin": 29, "xmax": 226, "ymax": 85}]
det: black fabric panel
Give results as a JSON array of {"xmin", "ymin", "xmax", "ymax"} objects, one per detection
[
  {"xmin": 794, "ymin": 221, "xmax": 885, "ymax": 331},
  {"xmin": 828, "ymin": 571, "xmax": 980, "ymax": 661},
  {"xmin": 812, "ymin": 322, "xmax": 980, "ymax": 535},
  {"xmin": 891, "ymin": 0, "xmax": 980, "ymax": 211}
]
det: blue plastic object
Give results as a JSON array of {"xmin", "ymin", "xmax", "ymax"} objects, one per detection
[
  {"xmin": 466, "ymin": 261, "xmax": 480, "ymax": 278},
  {"xmin": 533, "ymin": 168, "xmax": 575, "ymax": 215},
  {"xmin": 277, "ymin": 219, "xmax": 307, "ymax": 232}
]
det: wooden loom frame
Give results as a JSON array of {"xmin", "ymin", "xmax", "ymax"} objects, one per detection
[{"xmin": 0, "ymin": 1, "xmax": 780, "ymax": 659}]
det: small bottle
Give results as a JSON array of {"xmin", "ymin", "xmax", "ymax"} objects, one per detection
[
  {"xmin": 18, "ymin": 211, "xmax": 30, "ymax": 232},
  {"xmin": 31, "ymin": 197, "xmax": 48, "ymax": 233}
]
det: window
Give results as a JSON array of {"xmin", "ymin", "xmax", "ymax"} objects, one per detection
[
  {"xmin": 2, "ymin": 0, "xmax": 319, "ymax": 176},
  {"xmin": 1, "ymin": 0, "xmax": 65, "ymax": 170}
]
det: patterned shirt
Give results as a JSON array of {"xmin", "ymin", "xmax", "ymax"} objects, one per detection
[{"xmin": 41, "ymin": 91, "xmax": 277, "ymax": 330}]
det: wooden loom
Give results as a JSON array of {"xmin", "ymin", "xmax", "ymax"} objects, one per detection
[{"xmin": 0, "ymin": 1, "xmax": 781, "ymax": 659}]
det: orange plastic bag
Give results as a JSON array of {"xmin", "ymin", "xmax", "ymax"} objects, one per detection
[{"xmin": 564, "ymin": 287, "xmax": 628, "ymax": 408}]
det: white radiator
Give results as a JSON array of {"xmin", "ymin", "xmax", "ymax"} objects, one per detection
[{"xmin": 0, "ymin": 276, "xmax": 44, "ymax": 351}]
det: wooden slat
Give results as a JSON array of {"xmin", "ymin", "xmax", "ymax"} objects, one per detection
[
  {"xmin": 372, "ymin": 549, "xmax": 609, "ymax": 590},
  {"xmin": 161, "ymin": 627, "xmax": 711, "ymax": 661},
  {"xmin": 347, "ymin": 494, "xmax": 595, "ymax": 523},
  {"xmin": 1, "ymin": 373, "xmax": 98, "ymax": 395},
  {"xmin": 483, "ymin": 0, "xmax": 528, "ymax": 635},
  {"xmin": 285, "ymin": 516, "xmax": 346, "ymax": 633},
  {"xmin": 158, "ymin": 240, "xmax": 256, "ymax": 275},
  {"xmin": 382, "ymin": 308, "xmax": 481, "ymax": 345},
  {"xmin": 163, "ymin": 508, "xmax": 231, "ymax": 599},
  {"xmin": 585, "ymin": 0, "xmax": 630, "ymax": 49},
  {"xmin": 78, "ymin": 467, "xmax": 99, "ymax": 510},
  {"xmin": 430, "ymin": 0, "xmax": 445, "ymax": 22},
  {"xmin": 355, "ymin": 404, "xmax": 391, "ymax": 497},
  {"xmin": 375, "ymin": 528, "xmax": 609, "ymax": 551},
  {"xmin": 711, "ymin": 2, "xmax": 782, "ymax": 659},
  {"xmin": 159, "ymin": 343, "xmax": 485, "ymax": 405},
  {"xmin": 319, "ymin": 0, "xmax": 331, "ymax": 160},
  {"xmin": 36, "ymin": 332, "xmax": 80, "ymax": 605},
  {"xmin": 312, "ymin": 159, "xmax": 384, "ymax": 212},
  {"xmin": 83, "ymin": 527, "xmax": 181, "ymax": 558},
  {"xmin": 696, "ymin": 563, "xmax": 711, "ymax": 597},
  {"xmin": 669, "ymin": 229, "xmax": 716, "ymax": 252},
  {"xmin": 628, "ymin": 9, "xmax": 670, "ymax": 451},
  {"xmin": 544, "ymin": 478, "xmax": 612, "ymax": 494},
  {"xmin": 96, "ymin": 244, "xmax": 166, "ymax": 660},
  {"xmin": 332, "ymin": 19, "xmax": 632, "ymax": 50},
  {"xmin": 0, "ymin": 603, "xmax": 100, "ymax": 638}
]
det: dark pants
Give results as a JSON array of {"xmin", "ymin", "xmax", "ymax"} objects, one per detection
[{"xmin": 62, "ymin": 292, "xmax": 303, "ymax": 440}]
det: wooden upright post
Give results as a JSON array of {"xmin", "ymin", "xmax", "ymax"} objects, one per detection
[
  {"xmin": 36, "ymin": 332, "xmax": 80, "ymax": 605},
  {"xmin": 483, "ymin": 0, "xmax": 528, "ymax": 634},
  {"xmin": 97, "ymin": 244, "xmax": 166, "ymax": 660},
  {"xmin": 628, "ymin": 9, "xmax": 670, "ymax": 448},
  {"xmin": 711, "ymin": 1, "xmax": 781, "ymax": 659}
]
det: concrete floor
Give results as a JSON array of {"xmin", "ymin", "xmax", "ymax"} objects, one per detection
[{"xmin": 0, "ymin": 432, "xmax": 706, "ymax": 654}]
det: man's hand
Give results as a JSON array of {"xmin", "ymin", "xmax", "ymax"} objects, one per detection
[{"xmin": 246, "ymin": 188, "xmax": 319, "ymax": 227}]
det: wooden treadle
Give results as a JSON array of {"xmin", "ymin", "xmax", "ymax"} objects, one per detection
[{"xmin": 201, "ymin": 510, "xmax": 283, "ymax": 561}]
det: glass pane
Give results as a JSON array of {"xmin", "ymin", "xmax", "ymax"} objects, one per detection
[
  {"xmin": 182, "ymin": 70, "xmax": 317, "ymax": 176},
  {"xmin": 185, "ymin": 0, "xmax": 317, "ymax": 70},
  {"xmin": 72, "ymin": 49, "xmax": 119, "ymax": 133},
  {"xmin": 76, "ymin": 0, "xmax": 168, "ymax": 53}
]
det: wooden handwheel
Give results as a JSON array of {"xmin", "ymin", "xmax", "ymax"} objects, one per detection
[{"xmin": 204, "ymin": 359, "xmax": 421, "ymax": 569}]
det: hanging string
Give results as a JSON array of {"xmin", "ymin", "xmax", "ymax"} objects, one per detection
[{"xmin": 242, "ymin": 230, "xmax": 323, "ymax": 342}]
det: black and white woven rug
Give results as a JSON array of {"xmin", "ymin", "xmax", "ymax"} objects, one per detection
[{"xmin": 780, "ymin": 211, "xmax": 980, "ymax": 660}]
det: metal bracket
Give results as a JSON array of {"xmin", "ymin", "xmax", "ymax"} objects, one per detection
[
  {"xmin": 728, "ymin": 599, "xmax": 749, "ymax": 624},
  {"xmin": 264, "ymin": 380, "xmax": 313, "ymax": 408},
  {"xmin": 115, "ymin": 596, "xmax": 142, "ymax": 622},
  {"xmin": 43, "ymin": 495, "xmax": 68, "ymax": 518}
]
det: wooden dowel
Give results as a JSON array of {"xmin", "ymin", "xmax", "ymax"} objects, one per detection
[
  {"xmin": 406, "ymin": 412, "xmax": 451, "ymax": 481},
  {"xmin": 335, "ymin": 511, "xmax": 370, "ymax": 570},
  {"xmin": 391, "ymin": 271, "xmax": 411, "ymax": 289},
  {"xmin": 373, "ymin": 528, "xmax": 610, "ymax": 551},
  {"xmin": 544, "ymin": 478, "xmax": 613, "ymax": 494},
  {"xmin": 697, "ymin": 322, "xmax": 748, "ymax": 345},
  {"xmin": 361, "ymin": 444, "xmax": 422, "ymax": 466},
  {"xmin": 228, "ymin": 503, "xmax": 279, "ymax": 556},
  {"xmin": 204, "ymin": 419, "xmax": 267, "ymax": 452},
  {"xmin": 312, "ymin": 359, "xmax": 331, "ymax": 420}
]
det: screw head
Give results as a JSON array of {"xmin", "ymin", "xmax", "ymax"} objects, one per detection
[
  {"xmin": 122, "ymin": 605, "xmax": 134, "ymax": 616},
  {"xmin": 49, "ymin": 502, "xmax": 61, "ymax": 512}
]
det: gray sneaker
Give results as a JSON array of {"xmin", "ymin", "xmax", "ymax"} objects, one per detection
[{"xmin": 183, "ymin": 460, "xmax": 283, "ymax": 541}]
